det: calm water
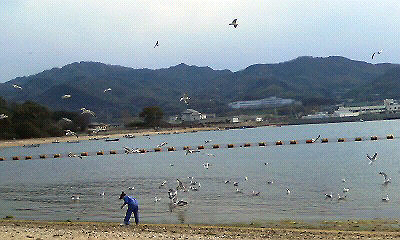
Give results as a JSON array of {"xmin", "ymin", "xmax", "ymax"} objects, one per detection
[{"xmin": 1, "ymin": 120, "xmax": 400, "ymax": 224}]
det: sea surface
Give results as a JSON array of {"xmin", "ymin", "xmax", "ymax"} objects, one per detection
[{"xmin": 1, "ymin": 120, "xmax": 400, "ymax": 224}]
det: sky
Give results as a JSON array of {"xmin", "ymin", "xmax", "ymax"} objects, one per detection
[{"xmin": 1, "ymin": 0, "xmax": 400, "ymax": 83}]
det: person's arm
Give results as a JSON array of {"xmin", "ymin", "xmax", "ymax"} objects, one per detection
[{"xmin": 121, "ymin": 202, "xmax": 126, "ymax": 209}]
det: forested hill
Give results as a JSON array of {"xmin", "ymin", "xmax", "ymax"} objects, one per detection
[{"xmin": 0, "ymin": 56, "xmax": 399, "ymax": 118}]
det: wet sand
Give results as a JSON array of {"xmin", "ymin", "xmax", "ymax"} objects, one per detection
[{"xmin": 1, "ymin": 219, "xmax": 400, "ymax": 239}]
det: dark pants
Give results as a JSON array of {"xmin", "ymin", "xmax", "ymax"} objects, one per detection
[{"xmin": 124, "ymin": 204, "xmax": 139, "ymax": 225}]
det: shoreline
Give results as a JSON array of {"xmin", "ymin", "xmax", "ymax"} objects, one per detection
[{"xmin": 1, "ymin": 219, "xmax": 400, "ymax": 239}]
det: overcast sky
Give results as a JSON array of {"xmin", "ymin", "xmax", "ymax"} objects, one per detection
[{"xmin": 1, "ymin": 0, "xmax": 399, "ymax": 82}]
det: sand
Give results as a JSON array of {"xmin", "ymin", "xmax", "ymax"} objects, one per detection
[
  {"xmin": 0, "ymin": 126, "xmax": 220, "ymax": 148},
  {"xmin": 1, "ymin": 219, "xmax": 400, "ymax": 239}
]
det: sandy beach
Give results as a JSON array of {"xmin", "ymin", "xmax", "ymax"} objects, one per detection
[
  {"xmin": 1, "ymin": 219, "xmax": 400, "ymax": 239},
  {"xmin": 0, "ymin": 126, "xmax": 221, "ymax": 148}
]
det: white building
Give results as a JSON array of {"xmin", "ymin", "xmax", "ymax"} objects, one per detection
[
  {"xmin": 228, "ymin": 96, "xmax": 295, "ymax": 109},
  {"xmin": 301, "ymin": 112, "xmax": 330, "ymax": 119},
  {"xmin": 384, "ymin": 99, "xmax": 400, "ymax": 112}
]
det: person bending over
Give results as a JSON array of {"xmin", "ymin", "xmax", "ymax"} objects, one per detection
[{"xmin": 120, "ymin": 191, "xmax": 139, "ymax": 225}]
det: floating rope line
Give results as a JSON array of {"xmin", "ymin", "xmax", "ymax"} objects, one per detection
[{"xmin": 0, "ymin": 134, "xmax": 396, "ymax": 161}]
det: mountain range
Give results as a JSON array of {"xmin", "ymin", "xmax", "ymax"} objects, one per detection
[{"xmin": 0, "ymin": 56, "xmax": 399, "ymax": 120}]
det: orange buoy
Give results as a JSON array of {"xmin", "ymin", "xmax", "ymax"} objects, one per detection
[
  {"xmin": 154, "ymin": 148, "xmax": 162, "ymax": 152},
  {"xmin": 275, "ymin": 141, "xmax": 283, "ymax": 145},
  {"xmin": 39, "ymin": 154, "xmax": 46, "ymax": 159},
  {"xmin": 258, "ymin": 142, "xmax": 266, "ymax": 146},
  {"xmin": 213, "ymin": 144, "xmax": 220, "ymax": 149},
  {"xmin": 183, "ymin": 146, "xmax": 191, "ymax": 150},
  {"xmin": 305, "ymin": 139, "xmax": 313, "ymax": 143},
  {"xmin": 338, "ymin": 138, "xmax": 345, "ymax": 142},
  {"xmin": 227, "ymin": 144, "xmax": 234, "ymax": 148},
  {"xmin": 244, "ymin": 143, "xmax": 251, "ymax": 147},
  {"xmin": 167, "ymin": 147, "xmax": 175, "ymax": 151},
  {"xmin": 81, "ymin": 152, "xmax": 88, "ymax": 156},
  {"xmin": 53, "ymin": 154, "xmax": 61, "ymax": 158},
  {"xmin": 387, "ymin": 134, "xmax": 394, "ymax": 139},
  {"xmin": 96, "ymin": 151, "xmax": 104, "ymax": 155},
  {"xmin": 370, "ymin": 136, "xmax": 378, "ymax": 140},
  {"xmin": 198, "ymin": 145, "xmax": 205, "ymax": 150},
  {"xmin": 355, "ymin": 137, "xmax": 362, "ymax": 141},
  {"xmin": 321, "ymin": 138, "xmax": 328, "ymax": 143},
  {"xmin": 290, "ymin": 140, "xmax": 297, "ymax": 144},
  {"xmin": 0, "ymin": 157, "xmax": 5, "ymax": 161},
  {"xmin": 110, "ymin": 150, "xmax": 117, "ymax": 154},
  {"xmin": 139, "ymin": 149, "xmax": 147, "ymax": 153},
  {"xmin": 12, "ymin": 156, "xmax": 19, "ymax": 160},
  {"xmin": 25, "ymin": 156, "xmax": 32, "ymax": 160}
]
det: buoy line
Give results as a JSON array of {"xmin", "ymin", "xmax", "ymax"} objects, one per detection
[{"xmin": 0, "ymin": 134, "xmax": 396, "ymax": 161}]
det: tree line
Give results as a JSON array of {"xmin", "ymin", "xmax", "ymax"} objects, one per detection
[{"xmin": 0, "ymin": 97, "xmax": 89, "ymax": 140}]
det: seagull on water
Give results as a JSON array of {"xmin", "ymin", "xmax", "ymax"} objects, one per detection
[
  {"xmin": 154, "ymin": 41, "xmax": 159, "ymax": 48},
  {"xmin": 371, "ymin": 49, "xmax": 383, "ymax": 59},
  {"xmin": 157, "ymin": 142, "xmax": 168, "ymax": 148},
  {"xmin": 186, "ymin": 149, "xmax": 201, "ymax": 155},
  {"xmin": 71, "ymin": 195, "xmax": 80, "ymax": 201},
  {"xmin": 104, "ymin": 88, "xmax": 112, "ymax": 93},
  {"xmin": 176, "ymin": 179, "xmax": 186, "ymax": 191},
  {"xmin": 61, "ymin": 94, "xmax": 71, "ymax": 99},
  {"xmin": 341, "ymin": 178, "xmax": 346, "ymax": 183},
  {"xmin": 233, "ymin": 182, "xmax": 239, "ymax": 186},
  {"xmin": 229, "ymin": 19, "xmax": 238, "ymax": 28},
  {"xmin": 337, "ymin": 194, "xmax": 346, "ymax": 201},
  {"xmin": 154, "ymin": 196, "xmax": 161, "ymax": 202},
  {"xmin": 203, "ymin": 162, "xmax": 211, "ymax": 169},
  {"xmin": 343, "ymin": 188, "xmax": 350, "ymax": 193},
  {"xmin": 251, "ymin": 190, "xmax": 260, "ymax": 196},
  {"xmin": 204, "ymin": 140, "xmax": 212, "ymax": 144},
  {"xmin": 382, "ymin": 194, "xmax": 390, "ymax": 202},
  {"xmin": 0, "ymin": 114, "xmax": 8, "ymax": 120},
  {"xmin": 159, "ymin": 180, "xmax": 167, "ymax": 188},
  {"xmin": 367, "ymin": 152, "xmax": 378, "ymax": 165},
  {"xmin": 325, "ymin": 192, "xmax": 333, "ymax": 199},
  {"xmin": 267, "ymin": 180, "xmax": 274, "ymax": 184},
  {"xmin": 128, "ymin": 186, "xmax": 134, "ymax": 190},
  {"xmin": 12, "ymin": 84, "xmax": 22, "ymax": 90},
  {"xmin": 379, "ymin": 172, "xmax": 391, "ymax": 184},
  {"xmin": 224, "ymin": 180, "xmax": 231, "ymax": 184},
  {"xmin": 80, "ymin": 108, "xmax": 96, "ymax": 117},
  {"xmin": 235, "ymin": 188, "xmax": 243, "ymax": 193},
  {"xmin": 286, "ymin": 188, "xmax": 291, "ymax": 195}
]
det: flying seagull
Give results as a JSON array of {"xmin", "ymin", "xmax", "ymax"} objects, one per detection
[
  {"xmin": 371, "ymin": 49, "xmax": 383, "ymax": 59},
  {"xmin": 185, "ymin": 149, "xmax": 200, "ymax": 155},
  {"xmin": 367, "ymin": 152, "xmax": 378, "ymax": 165},
  {"xmin": 312, "ymin": 135, "xmax": 321, "ymax": 143},
  {"xmin": 80, "ymin": 108, "xmax": 96, "ymax": 117},
  {"xmin": 61, "ymin": 94, "xmax": 71, "ymax": 99},
  {"xmin": 154, "ymin": 41, "xmax": 159, "ymax": 48},
  {"xmin": 382, "ymin": 194, "xmax": 390, "ymax": 202},
  {"xmin": 229, "ymin": 19, "xmax": 238, "ymax": 28},
  {"xmin": 62, "ymin": 117, "xmax": 72, "ymax": 123},
  {"xmin": 379, "ymin": 172, "xmax": 391, "ymax": 184},
  {"xmin": 12, "ymin": 84, "xmax": 22, "ymax": 90},
  {"xmin": 180, "ymin": 93, "xmax": 190, "ymax": 105},
  {"xmin": 0, "ymin": 114, "xmax": 8, "ymax": 120},
  {"xmin": 104, "ymin": 88, "xmax": 112, "ymax": 93},
  {"xmin": 65, "ymin": 129, "xmax": 78, "ymax": 138}
]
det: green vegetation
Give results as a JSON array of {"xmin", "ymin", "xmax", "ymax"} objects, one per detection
[{"xmin": 0, "ymin": 97, "xmax": 89, "ymax": 140}]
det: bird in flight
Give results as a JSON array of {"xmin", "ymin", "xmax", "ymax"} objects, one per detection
[
  {"xmin": 65, "ymin": 129, "xmax": 78, "ymax": 138},
  {"xmin": 229, "ymin": 19, "xmax": 238, "ymax": 28},
  {"xmin": 371, "ymin": 49, "xmax": 383, "ymax": 59},
  {"xmin": 12, "ymin": 84, "xmax": 22, "ymax": 90},
  {"xmin": 80, "ymin": 108, "xmax": 96, "ymax": 117},
  {"xmin": 366, "ymin": 152, "xmax": 378, "ymax": 165},
  {"xmin": 0, "ymin": 114, "xmax": 8, "ymax": 119},
  {"xmin": 154, "ymin": 41, "xmax": 159, "ymax": 48},
  {"xmin": 180, "ymin": 93, "xmax": 190, "ymax": 105},
  {"xmin": 61, "ymin": 94, "xmax": 71, "ymax": 99},
  {"xmin": 104, "ymin": 88, "xmax": 112, "ymax": 93}
]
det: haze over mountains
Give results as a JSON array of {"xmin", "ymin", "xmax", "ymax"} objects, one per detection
[{"xmin": 0, "ymin": 56, "xmax": 399, "ymax": 119}]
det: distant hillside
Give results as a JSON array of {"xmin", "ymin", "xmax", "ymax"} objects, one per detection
[{"xmin": 0, "ymin": 56, "xmax": 399, "ymax": 120}]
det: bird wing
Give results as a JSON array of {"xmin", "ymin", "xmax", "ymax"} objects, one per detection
[
  {"xmin": 380, "ymin": 172, "xmax": 388, "ymax": 179},
  {"xmin": 372, "ymin": 152, "xmax": 378, "ymax": 159},
  {"xmin": 232, "ymin": 19, "xmax": 237, "ymax": 24},
  {"xmin": 366, "ymin": 154, "xmax": 372, "ymax": 161},
  {"xmin": 371, "ymin": 52, "xmax": 376, "ymax": 59}
]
